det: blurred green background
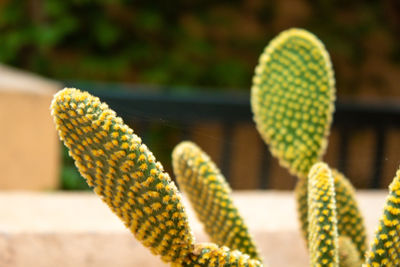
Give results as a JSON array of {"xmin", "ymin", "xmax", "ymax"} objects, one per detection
[
  {"xmin": 1, "ymin": 0, "xmax": 399, "ymax": 189},
  {"xmin": 1, "ymin": 1, "xmax": 399, "ymax": 96}
]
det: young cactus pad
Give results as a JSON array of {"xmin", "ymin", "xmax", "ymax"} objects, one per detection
[
  {"xmin": 51, "ymin": 88, "xmax": 194, "ymax": 263},
  {"xmin": 172, "ymin": 141, "xmax": 261, "ymax": 261},
  {"xmin": 251, "ymin": 28, "xmax": 335, "ymax": 178},
  {"xmin": 307, "ymin": 162, "xmax": 339, "ymax": 267},
  {"xmin": 365, "ymin": 167, "xmax": 400, "ymax": 266},
  {"xmin": 296, "ymin": 168, "xmax": 367, "ymax": 257}
]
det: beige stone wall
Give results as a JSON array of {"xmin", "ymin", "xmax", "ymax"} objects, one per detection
[
  {"xmin": 0, "ymin": 191, "xmax": 386, "ymax": 266},
  {"xmin": 0, "ymin": 65, "xmax": 61, "ymax": 190}
]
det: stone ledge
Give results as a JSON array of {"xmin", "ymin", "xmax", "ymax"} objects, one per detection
[{"xmin": 0, "ymin": 191, "xmax": 387, "ymax": 266}]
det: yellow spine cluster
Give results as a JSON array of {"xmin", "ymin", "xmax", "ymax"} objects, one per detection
[
  {"xmin": 50, "ymin": 88, "xmax": 194, "ymax": 263},
  {"xmin": 251, "ymin": 28, "xmax": 335, "ymax": 178},
  {"xmin": 172, "ymin": 243, "xmax": 262, "ymax": 267},
  {"xmin": 338, "ymin": 236, "xmax": 362, "ymax": 267},
  {"xmin": 296, "ymin": 168, "xmax": 367, "ymax": 257},
  {"xmin": 172, "ymin": 141, "xmax": 261, "ymax": 261},
  {"xmin": 365, "ymin": 167, "xmax": 400, "ymax": 267},
  {"xmin": 308, "ymin": 162, "xmax": 339, "ymax": 267}
]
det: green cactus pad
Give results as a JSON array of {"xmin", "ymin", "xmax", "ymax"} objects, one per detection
[
  {"xmin": 172, "ymin": 243, "xmax": 262, "ymax": 267},
  {"xmin": 308, "ymin": 162, "xmax": 338, "ymax": 267},
  {"xmin": 251, "ymin": 28, "xmax": 335, "ymax": 178},
  {"xmin": 338, "ymin": 236, "xmax": 363, "ymax": 267},
  {"xmin": 365, "ymin": 167, "xmax": 400, "ymax": 267},
  {"xmin": 295, "ymin": 176, "xmax": 308, "ymax": 240},
  {"xmin": 332, "ymin": 170, "xmax": 367, "ymax": 256},
  {"xmin": 51, "ymin": 88, "xmax": 194, "ymax": 263},
  {"xmin": 172, "ymin": 141, "xmax": 261, "ymax": 260},
  {"xmin": 296, "ymin": 168, "xmax": 367, "ymax": 258},
  {"xmin": 294, "ymin": 179, "xmax": 308, "ymax": 242}
]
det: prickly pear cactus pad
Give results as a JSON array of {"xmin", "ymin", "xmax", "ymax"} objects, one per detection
[
  {"xmin": 365, "ymin": 167, "xmax": 400, "ymax": 267},
  {"xmin": 172, "ymin": 141, "xmax": 261, "ymax": 261},
  {"xmin": 308, "ymin": 162, "xmax": 338, "ymax": 267},
  {"xmin": 172, "ymin": 243, "xmax": 262, "ymax": 267},
  {"xmin": 331, "ymin": 170, "xmax": 367, "ymax": 257},
  {"xmin": 296, "ymin": 168, "xmax": 367, "ymax": 258},
  {"xmin": 51, "ymin": 88, "xmax": 194, "ymax": 263},
  {"xmin": 251, "ymin": 28, "xmax": 335, "ymax": 178}
]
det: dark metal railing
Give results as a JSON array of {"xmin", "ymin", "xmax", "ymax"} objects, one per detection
[
  {"xmin": 333, "ymin": 101, "xmax": 400, "ymax": 188},
  {"xmin": 64, "ymin": 81, "xmax": 400, "ymax": 189}
]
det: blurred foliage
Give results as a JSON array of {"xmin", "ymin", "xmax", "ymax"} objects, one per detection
[
  {"xmin": 0, "ymin": 0, "xmax": 399, "ymax": 95},
  {"xmin": 1, "ymin": 0, "xmax": 399, "ymax": 190}
]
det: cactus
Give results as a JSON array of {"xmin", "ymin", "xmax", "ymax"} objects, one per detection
[
  {"xmin": 251, "ymin": 28, "xmax": 335, "ymax": 178},
  {"xmin": 49, "ymin": 28, "xmax": 400, "ymax": 267},
  {"xmin": 295, "ymin": 177, "xmax": 308, "ymax": 240},
  {"xmin": 365, "ymin": 168, "xmax": 400, "ymax": 266},
  {"xmin": 172, "ymin": 141, "xmax": 260, "ymax": 260},
  {"xmin": 251, "ymin": 28, "xmax": 367, "ymax": 264},
  {"xmin": 296, "ymin": 169, "xmax": 367, "ymax": 257},
  {"xmin": 51, "ymin": 88, "xmax": 194, "ymax": 263},
  {"xmin": 51, "ymin": 88, "xmax": 262, "ymax": 266},
  {"xmin": 302, "ymin": 163, "xmax": 400, "ymax": 267},
  {"xmin": 307, "ymin": 163, "xmax": 339, "ymax": 267}
]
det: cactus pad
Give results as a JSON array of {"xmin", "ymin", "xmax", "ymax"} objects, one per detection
[
  {"xmin": 308, "ymin": 162, "xmax": 338, "ymax": 267},
  {"xmin": 365, "ymin": 167, "xmax": 400, "ymax": 267},
  {"xmin": 331, "ymin": 170, "xmax": 367, "ymax": 256},
  {"xmin": 51, "ymin": 88, "xmax": 194, "ymax": 263},
  {"xmin": 251, "ymin": 28, "xmax": 335, "ymax": 178},
  {"xmin": 172, "ymin": 141, "xmax": 260, "ymax": 260},
  {"xmin": 296, "ymin": 168, "xmax": 367, "ymax": 258}
]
